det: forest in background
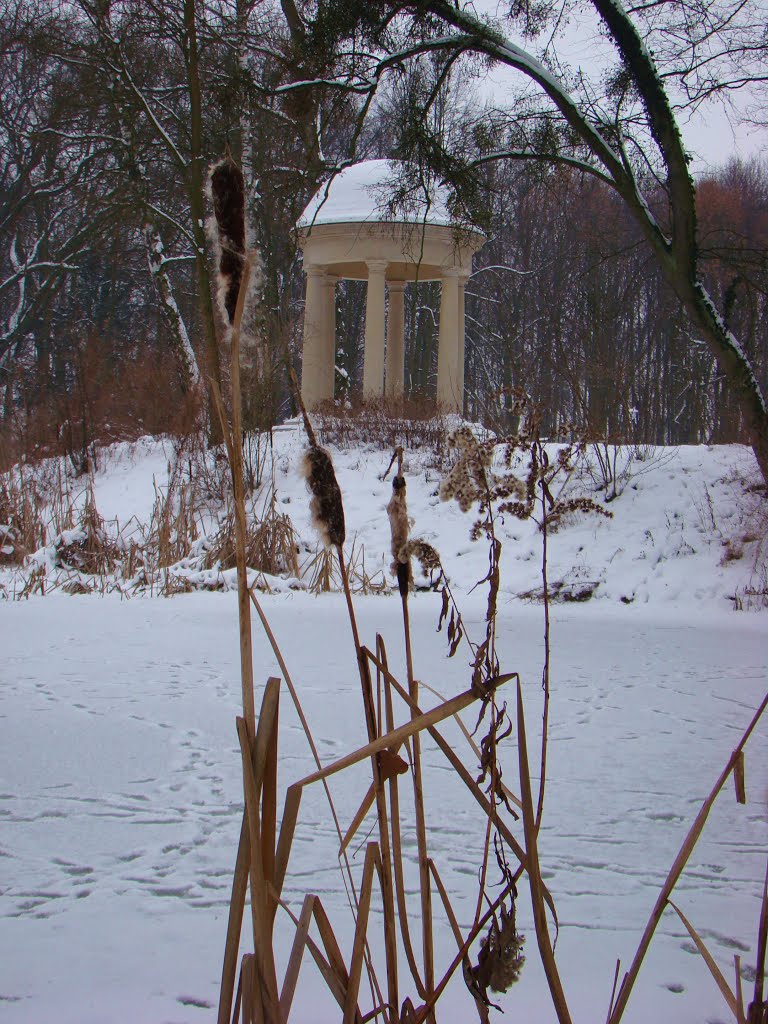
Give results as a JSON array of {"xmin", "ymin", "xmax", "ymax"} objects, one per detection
[{"xmin": 1, "ymin": 0, "xmax": 767, "ymax": 469}]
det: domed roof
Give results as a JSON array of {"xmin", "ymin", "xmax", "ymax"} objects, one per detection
[{"xmin": 297, "ymin": 159, "xmax": 456, "ymax": 230}]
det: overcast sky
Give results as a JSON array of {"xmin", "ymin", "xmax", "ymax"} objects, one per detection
[{"xmin": 469, "ymin": 0, "xmax": 767, "ymax": 173}]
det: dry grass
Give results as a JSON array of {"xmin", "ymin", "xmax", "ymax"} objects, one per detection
[
  {"xmin": 0, "ymin": 468, "xmax": 45, "ymax": 565},
  {"xmin": 0, "ymin": 421, "xmax": 310, "ymax": 597},
  {"xmin": 314, "ymin": 397, "xmax": 455, "ymax": 469},
  {"xmin": 56, "ymin": 480, "xmax": 123, "ymax": 576},
  {"xmin": 204, "ymin": 488, "xmax": 300, "ymax": 579},
  {"xmin": 214, "ymin": 389, "xmax": 768, "ymax": 1024},
  {"xmin": 302, "ymin": 537, "xmax": 388, "ymax": 595}
]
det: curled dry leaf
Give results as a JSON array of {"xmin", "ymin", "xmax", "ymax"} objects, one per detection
[{"xmin": 378, "ymin": 748, "xmax": 409, "ymax": 783}]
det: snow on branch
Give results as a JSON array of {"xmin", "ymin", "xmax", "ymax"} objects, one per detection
[
  {"xmin": 470, "ymin": 149, "xmax": 618, "ymax": 189},
  {"xmin": 117, "ymin": 61, "xmax": 187, "ymax": 171}
]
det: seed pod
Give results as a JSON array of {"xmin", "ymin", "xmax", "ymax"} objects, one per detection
[
  {"xmin": 301, "ymin": 446, "xmax": 346, "ymax": 547},
  {"xmin": 400, "ymin": 539, "xmax": 441, "ymax": 576},
  {"xmin": 470, "ymin": 904, "xmax": 525, "ymax": 1000},
  {"xmin": 387, "ymin": 473, "xmax": 411, "ymax": 594},
  {"xmin": 209, "ymin": 156, "xmax": 246, "ymax": 325}
]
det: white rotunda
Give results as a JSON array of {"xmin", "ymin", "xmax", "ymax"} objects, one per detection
[{"xmin": 296, "ymin": 160, "xmax": 485, "ymax": 412}]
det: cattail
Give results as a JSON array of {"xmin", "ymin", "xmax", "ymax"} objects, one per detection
[
  {"xmin": 387, "ymin": 474, "xmax": 411, "ymax": 595},
  {"xmin": 301, "ymin": 446, "xmax": 345, "ymax": 548},
  {"xmin": 208, "ymin": 156, "xmax": 246, "ymax": 325}
]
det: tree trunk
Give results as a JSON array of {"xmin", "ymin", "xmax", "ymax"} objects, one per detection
[
  {"xmin": 184, "ymin": 0, "xmax": 222, "ymax": 441},
  {"xmin": 144, "ymin": 224, "xmax": 201, "ymax": 392},
  {"xmin": 683, "ymin": 279, "xmax": 768, "ymax": 481}
]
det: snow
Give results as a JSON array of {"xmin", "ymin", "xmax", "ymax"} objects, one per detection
[
  {"xmin": 5, "ymin": 428, "xmax": 764, "ymax": 607},
  {"xmin": 1, "ymin": 429, "xmax": 767, "ymax": 1023},
  {"xmin": 298, "ymin": 159, "xmax": 457, "ymax": 230}
]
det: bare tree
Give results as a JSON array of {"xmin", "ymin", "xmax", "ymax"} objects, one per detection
[{"xmin": 289, "ymin": 0, "xmax": 768, "ymax": 481}]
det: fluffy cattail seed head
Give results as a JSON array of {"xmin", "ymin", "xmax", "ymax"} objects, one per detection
[
  {"xmin": 209, "ymin": 156, "xmax": 246, "ymax": 325},
  {"xmin": 301, "ymin": 446, "xmax": 346, "ymax": 548},
  {"xmin": 387, "ymin": 474, "xmax": 411, "ymax": 594}
]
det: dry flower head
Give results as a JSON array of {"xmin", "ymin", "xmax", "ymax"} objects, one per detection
[
  {"xmin": 475, "ymin": 902, "xmax": 526, "ymax": 994},
  {"xmin": 399, "ymin": 538, "xmax": 441, "ymax": 578}
]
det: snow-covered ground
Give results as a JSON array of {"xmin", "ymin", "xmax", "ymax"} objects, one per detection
[
  {"xmin": 2, "ymin": 425, "xmax": 767, "ymax": 608},
  {"xmin": 1, "ymin": 430, "xmax": 767, "ymax": 1023}
]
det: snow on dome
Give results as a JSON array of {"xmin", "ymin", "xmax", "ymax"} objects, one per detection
[{"xmin": 297, "ymin": 159, "xmax": 456, "ymax": 229}]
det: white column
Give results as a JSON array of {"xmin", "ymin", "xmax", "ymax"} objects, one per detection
[
  {"xmin": 436, "ymin": 268, "xmax": 461, "ymax": 412},
  {"xmin": 457, "ymin": 272, "xmax": 468, "ymax": 415},
  {"xmin": 385, "ymin": 281, "xmax": 405, "ymax": 399},
  {"xmin": 363, "ymin": 259, "xmax": 388, "ymax": 399},
  {"xmin": 320, "ymin": 273, "xmax": 337, "ymax": 402},
  {"xmin": 301, "ymin": 265, "xmax": 327, "ymax": 410}
]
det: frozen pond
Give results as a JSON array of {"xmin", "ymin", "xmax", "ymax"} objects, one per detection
[{"xmin": 1, "ymin": 592, "xmax": 766, "ymax": 1023}]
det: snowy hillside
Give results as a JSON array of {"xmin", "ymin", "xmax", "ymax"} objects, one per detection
[
  {"xmin": 1, "ymin": 424, "xmax": 767, "ymax": 608},
  {"xmin": 1, "ymin": 428, "xmax": 767, "ymax": 1024}
]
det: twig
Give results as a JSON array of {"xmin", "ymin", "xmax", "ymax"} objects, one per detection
[
  {"xmin": 736, "ymin": 956, "xmax": 746, "ymax": 1024},
  {"xmin": 516, "ymin": 680, "xmax": 572, "ymax": 1024},
  {"xmin": 429, "ymin": 859, "xmax": 491, "ymax": 1023},
  {"xmin": 274, "ymin": 892, "xmax": 361, "ymax": 1019},
  {"xmin": 345, "ymin": 844, "xmax": 381, "ymax": 1024},
  {"xmin": 605, "ymin": 960, "xmax": 621, "ymax": 1024},
  {"xmin": 377, "ymin": 636, "xmax": 427, "ymax": 1000},
  {"xmin": 412, "ymin": 878, "xmax": 517, "ymax": 1024},
  {"xmin": 419, "ymin": 678, "xmax": 521, "ymax": 813},
  {"xmin": 667, "ymin": 899, "xmax": 738, "ymax": 1018},
  {"xmin": 217, "ymin": 815, "xmax": 250, "ymax": 1024},
  {"xmin": 536, "ymin": 457, "xmax": 551, "ymax": 833},
  {"xmin": 363, "ymin": 647, "xmax": 559, "ymax": 923},
  {"xmin": 337, "ymin": 546, "xmax": 399, "ymax": 1021},
  {"xmin": 288, "ymin": 366, "xmax": 318, "ymax": 447},
  {"xmin": 295, "ymin": 675, "xmax": 516, "ymax": 789},
  {"xmin": 248, "ymin": 589, "xmax": 383, "ymax": 1008},
  {"xmin": 279, "ymin": 894, "xmax": 316, "ymax": 1020},
  {"xmin": 401, "ymin": 588, "xmax": 435, "ymax": 1018},
  {"xmin": 749, "ymin": 856, "xmax": 768, "ymax": 1024},
  {"xmin": 236, "ymin": 712, "xmax": 281, "ymax": 1022},
  {"xmin": 610, "ymin": 689, "xmax": 768, "ymax": 1023},
  {"xmin": 228, "ymin": 253, "xmax": 257, "ymax": 738}
]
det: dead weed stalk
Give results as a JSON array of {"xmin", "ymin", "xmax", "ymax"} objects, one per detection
[
  {"xmin": 205, "ymin": 298, "xmax": 768, "ymax": 1023},
  {"xmin": 0, "ymin": 466, "xmax": 45, "ymax": 565}
]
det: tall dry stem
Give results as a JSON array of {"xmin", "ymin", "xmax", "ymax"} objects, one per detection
[
  {"xmin": 516, "ymin": 680, "xmax": 572, "ymax": 1024},
  {"xmin": 609, "ymin": 688, "xmax": 768, "ymax": 1024}
]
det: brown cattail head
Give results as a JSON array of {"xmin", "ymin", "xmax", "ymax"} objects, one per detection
[
  {"xmin": 209, "ymin": 156, "xmax": 246, "ymax": 324},
  {"xmin": 301, "ymin": 446, "xmax": 346, "ymax": 548},
  {"xmin": 387, "ymin": 474, "xmax": 411, "ymax": 594}
]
